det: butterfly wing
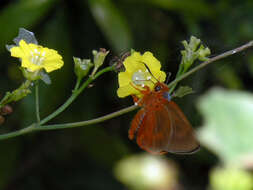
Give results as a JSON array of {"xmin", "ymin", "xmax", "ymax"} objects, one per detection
[
  {"xmin": 129, "ymin": 108, "xmax": 146, "ymax": 140},
  {"xmin": 129, "ymin": 105, "xmax": 172, "ymax": 154},
  {"xmin": 129, "ymin": 101, "xmax": 199, "ymax": 154},
  {"xmin": 164, "ymin": 101, "xmax": 200, "ymax": 154}
]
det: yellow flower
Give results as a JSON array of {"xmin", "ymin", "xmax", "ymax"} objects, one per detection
[
  {"xmin": 10, "ymin": 40, "xmax": 63, "ymax": 72},
  {"xmin": 117, "ymin": 51, "xmax": 166, "ymax": 98}
]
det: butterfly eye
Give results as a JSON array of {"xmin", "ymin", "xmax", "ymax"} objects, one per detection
[{"xmin": 154, "ymin": 85, "xmax": 161, "ymax": 92}]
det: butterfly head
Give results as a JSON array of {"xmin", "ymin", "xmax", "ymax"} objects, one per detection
[{"xmin": 154, "ymin": 82, "xmax": 171, "ymax": 101}]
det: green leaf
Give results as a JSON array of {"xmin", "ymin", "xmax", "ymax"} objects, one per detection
[
  {"xmin": 88, "ymin": 0, "xmax": 133, "ymax": 53},
  {"xmin": 173, "ymin": 86, "xmax": 194, "ymax": 98},
  {"xmin": 197, "ymin": 88, "xmax": 253, "ymax": 168},
  {"xmin": 0, "ymin": 0, "xmax": 58, "ymax": 53},
  {"xmin": 209, "ymin": 167, "xmax": 253, "ymax": 190}
]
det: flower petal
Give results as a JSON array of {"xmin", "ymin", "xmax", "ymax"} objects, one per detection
[
  {"xmin": 117, "ymin": 85, "xmax": 140, "ymax": 98},
  {"xmin": 117, "ymin": 50, "xmax": 167, "ymax": 98},
  {"xmin": 10, "ymin": 39, "xmax": 64, "ymax": 73},
  {"xmin": 142, "ymin": 52, "xmax": 161, "ymax": 74},
  {"xmin": 10, "ymin": 46, "xmax": 24, "ymax": 58},
  {"xmin": 43, "ymin": 60, "xmax": 64, "ymax": 72},
  {"xmin": 123, "ymin": 52, "xmax": 144, "ymax": 72},
  {"xmin": 118, "ymin": 72, "xmax": 132, "ymax": 86},
  {"xmin": 19, "ymin": 40, "xmax": 32, "ymax": 57}
]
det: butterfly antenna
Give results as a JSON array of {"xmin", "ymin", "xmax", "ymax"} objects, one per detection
[
  {"xmin": 139, "ymin": 61, "xmax": 159, "ymax": 82},
  {"xmin": 165, "ymin": 72, "xmax": 171, "ymax": 84}
]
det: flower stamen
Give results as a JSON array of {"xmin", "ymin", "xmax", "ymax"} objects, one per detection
[{"xmin": 10, "ymin": 40, "xmax": 63, "ymax": 73}]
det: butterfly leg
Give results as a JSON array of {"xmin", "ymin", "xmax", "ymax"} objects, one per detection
[
  {"xmin": 131, "ymin": 95, "xmax": 139, "ymax": 103},
  {"xmin": 130, "ymin": 82, "xmax": 150, "ymax": 95}
]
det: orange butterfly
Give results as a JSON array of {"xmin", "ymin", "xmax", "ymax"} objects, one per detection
[{"xmin": 129, "ymin": 81, "xmax": 200, "ymax": 155}]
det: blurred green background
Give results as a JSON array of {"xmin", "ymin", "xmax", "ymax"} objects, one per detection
[{"xmin": 1, "ymin": 0, "xmax": 253, "ymax": 189}]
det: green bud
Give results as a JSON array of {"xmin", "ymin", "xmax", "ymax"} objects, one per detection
[
  {"xmin": 210, "ymin": 167, "xmax": 253, "ymax": 190},
  {"xmin": 93, "ymin": 48, "xmax": 109, "ymax": 68},
  {"xmin": 188, "ymin": 36, "xmax": 201, "ymax": 51},
  {"xmin": 11, "ymin": 88, "xmax": 31, "ymax": 102},
  {"xmin": 0, "ymin": 80, "xmax": 31, "ymax": 107},
  {"xmin": 180, "ymin": 36, "xmax": 210, "ymax": 72},
  {"xmin": 91, "ymin": 48, "xmax": 109, "ymax": 76},
  {"xmin": 198, "ymin": 46, "xmax": 211, "ymax": 61},
  {"xmin": 10, "ymin": 81, "xmax": 31, "ymax": 101},
  {"xmin": 73, "ymin": 57, "xmax": 93, "ymax": 79}
]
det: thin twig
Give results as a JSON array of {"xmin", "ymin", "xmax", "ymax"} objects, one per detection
[
  {"xmin": 37, "ymin": 105, "xmax": 138, "ymax": 130},
  {"xmin": 168, "ymin": 40, "xmax": 253, "ymax": 88},
  {"xmin": 0, "ymin": 41, "xmax": 253, "ymax": 140},
  {"xmin": 35, "ymin": 82, "xmax": 40, "ymax": 123},
  {"xmin": 36, "ymin": 40, "xmax": 253, "ymax": 130},
  {"xmin": 39, "ymin": 66, "xmax": 114, "ymax": 125}
]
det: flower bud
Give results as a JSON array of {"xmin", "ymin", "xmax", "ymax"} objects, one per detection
[
  {"xmin": 91, "ymin": 48, "xmax": 109, "ymax": 76},
  {"xmin": 188, "ymin": 36, "xmax": 201, "ymax": 51},
  {"xmin": 11, "ymin": 87, "xmax": 31, "ymax": 101},
  {"xmin": 180, "ymin": 36, "xmax": 210, "ymax": 72},
  {"xmin": 198, "ymin": 46, "xmax": 211, "ymax": 61},
  {"xmin": 6, "ymin": 80, "xmax": 31, "ymax": 103},
  {"xmin": 73, "ymin": 57, "xmax": 93, "ymax": 80}
]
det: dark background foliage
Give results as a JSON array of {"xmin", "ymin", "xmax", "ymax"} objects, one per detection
[{"xmin": 0, "ymin": 0, "xmax": 253, "ymax": 189}]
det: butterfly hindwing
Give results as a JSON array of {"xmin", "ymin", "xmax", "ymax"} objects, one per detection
[{"xmin": 164, "ymin": 101, "xmax": 200, "ymax": 154}]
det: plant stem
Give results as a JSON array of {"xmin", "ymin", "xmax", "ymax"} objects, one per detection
[
  {"xmin": 39, "ymin": 40, "xmax": 253, "ymax": 129},
  {"xmin": 35, "ymin": 81, "xmax": 40, "ymax": 123},
  {"xmin": 39, "ymin": 66, "xmax": 114, "ymax": 125},
  {"xmin": 0, "ymin": 124, "xmax": 37, "ymax": 140},
  {"xmin": 168, "ymin": 40, "xmax": 253, "ymax": 89},
  {"xmin": 0, "ymin": 41, "xmax": 253, "ymax": 140},
  {"xmin": 37, "ymin": 105, "xmax": 138, "ymax": 130},
  {"xmin": 74, "ymin": 77, "xmax": 81, "ymax": 91}
]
